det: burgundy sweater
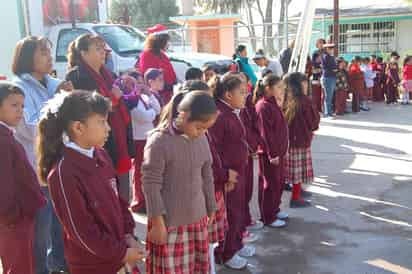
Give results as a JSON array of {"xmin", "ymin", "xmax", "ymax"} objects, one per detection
[
  {"xmin": 0, "ymin": 124, "xmax": 45, "ymax": 226},
  {"xmin": 208, "ymin": 100, "xmax": 249, "ymax": 174},
  {"xmin": 240, "ymin": 93, "xmax": 263, "ymax": 153},
  {"xmin": 255, "ymin": 96, "xmax": 289, "ymax": 159},
  {"xmin": 206, "ymin": 133, "xmax": 228, "ymax": 193},
  {"xmin": 288, "ymin": 96, "xmax": 320, "ymax": 148},
  {"xmin": 48, "ymin": 147, "xmax": 135, "ymax": 274}
]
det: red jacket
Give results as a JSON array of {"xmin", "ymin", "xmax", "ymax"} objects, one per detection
[
  {"xmin": 348, "ymin": 63, "xmax": 365, "ymax": 92},
  {"xmin": 208, "ymin": 100, "xmax": 249, "ymax": 174},
  {"xmin": 288, "ymin": 96, "xmax": 320, "ymax": 148},
  {"xmin": 48, "ymin": 147, "xmax": 135, "ymax": 274},
  {"xmin": 255, "ymin": 96, "xmax": 289, "ymax": 159},
  {"xmin": 138, "ymin": 49, "xmax": 177, "ymax": 87},
  {"xmin": 240, "ymin": 93, "xmax": 263, "ymax": 153},
  {"xmin": 403, "ymin": 64, "xmax": 412, "ymax": 80},
  {"xmin": 0, "ymin": 124, "xmax": 45, "ymax": 226}
]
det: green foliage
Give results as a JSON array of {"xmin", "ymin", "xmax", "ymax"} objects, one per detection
[
  {"xmin": 110, "ymin": 0, "xmax": 179, "ymax": 29},
  {"xmin": 195, "ymin": 0, "xmax": 244, "ymax": 13}
]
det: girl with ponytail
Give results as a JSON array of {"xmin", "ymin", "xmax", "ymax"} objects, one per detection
[
  {"xmin": 37, "ymin": 91, "xmax": 144, "ymax": 274},
  {"xmin": 208, "ymin": 73, "xmax": 255, "ymax": 270},
  {"xmin": 254, "ymin": 73, "xmax": 290, "ymax": 228},
  {"xmin": 283, "ymin": 72, "xmax": 320, "ymax": 208},
  {"xmin": 142, "ymin": 91, "xmax": 218, "ymax": 273}
]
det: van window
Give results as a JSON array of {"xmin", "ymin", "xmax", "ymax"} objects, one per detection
[
  {"xmin": 56, "ymin": 28, "xmax": 90, "ymax": 62},
  {"xmin": 93, "ymin": 25, "xmax": 145, "ymax": 56}
]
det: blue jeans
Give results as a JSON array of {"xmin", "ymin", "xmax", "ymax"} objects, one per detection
[
  {"xmin": 321, "ymin": 76, "xmax": 337, "ymax": 116},
  {"xmin": 34, "ymin": 187, "xmax": 68, "ymax": 274}
]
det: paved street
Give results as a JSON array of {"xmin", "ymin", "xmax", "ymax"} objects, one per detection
[{"xmin": 217, "ymin": 102, "xmax": 412, "ymax": 274}]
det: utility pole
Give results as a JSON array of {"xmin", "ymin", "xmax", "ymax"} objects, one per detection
[
  {"xmin": 70, "ymin": 0, "xmax": 76, "ymax": 28},
  {"xmin": 333, "ymin": 0, "xmax": 339, "ymax": 56}
]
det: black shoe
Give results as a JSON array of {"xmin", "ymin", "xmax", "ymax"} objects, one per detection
[
  {"xmin": 290, "ymin": 199, "xmax": 311, "ymax": 208},
  {"xmin": 284, "ymin": 183, "xmax": 293, "ymax": 192},
  {"xmin": 301, "ymin": 189, "xmax": 312, "ymax": 198}
]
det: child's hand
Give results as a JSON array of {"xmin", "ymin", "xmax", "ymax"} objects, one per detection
[
  {"xmin": 224, "ymin": 181, "xmax": 236, "ymax": 193},
  {"xmin": 148, "ymin": 223, "xmax": 168, "ymax": 245},
  {"xmin": 228, "ymin": 169, "xmax": 238, "ymax": 183},
  {"xmin": 208, "ymin": 212, "xmax": 216, "ymax": 225},
  {"xmin": 112, "ymin": 86, "xmax": 123, "ymax": 99},
  {"xmin": 270, "ymin": 157, "xmax": 280, "ymax": 166},
  {"xmin": 58, "ymin": 81, "xmax": 74, "ymax": 92},
  {"xmin": 125, "ymin": 234, "xmax": 144, "ymax": 249},
  {"xmin": 123, "ymin": 248, "xmax": 145, "ymax": 265}
]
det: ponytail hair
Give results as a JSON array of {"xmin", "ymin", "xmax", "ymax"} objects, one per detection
[
  {"xmin": 252, "ymin": 73, "xmax": 282, "ymax": 104},
  {"xmin": 37, "ymin": 91, "xmax": 110, "ymax": 183},
  {"xmin": 283, "ymin": 72, "xmax": 307, "ymax": 124},
  {"xmin": 213, "ymin": 73, "xmax": 242, "ymax": 100},
  {"xmin": 157, "ymin": 91, "xmax": 217, "ymax": 130},
  {"xmin": 233, "ymin": 44, "xmax": 246, "ymax": 60},
  {"xmin": 67, "ymin": 34, "xmax": 105, "ymax": 69}
]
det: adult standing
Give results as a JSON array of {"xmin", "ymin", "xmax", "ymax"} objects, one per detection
[
  {"xmin": 311, "ymin": 38, "xmax": 326, "ymax": 113},
  {"xmin": 137, "ymin": 24, "xmax": 177, "ymax": 104},
  {"xmin": 253, "ymin": 49, "xmax": 284, "ymax": 78},
  {"xmin": 320, "ymin": 43, "xmax": 338, "ymax": 117},
  {"xmin": 65, "ymin": 34, "xmax": 135, "ymax": 202},
  {"xmin": 12, "ymin": 36, "xmax": 70, "ymax": 274},
  {"xmin": 233, "ymin": 45, "xmax": 258, "ymax": 87},
  {"xmin": 279, "ymin": 40, "xmax": 295, "ymax": 74}
]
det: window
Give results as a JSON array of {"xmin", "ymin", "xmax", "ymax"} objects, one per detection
[
  {"xmin": 328, "ymin": 21, "xmax": 395, "ymax": 55},
  {"xmin": 56, "ymin": 28, "xmax": 90, "ymax": 62}
]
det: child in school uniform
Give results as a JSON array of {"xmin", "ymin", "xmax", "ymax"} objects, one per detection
[
  {"xmin": 284, "ymin": 73, "xmax": 320, "ymax": 208},
  {"xmin": 348, "ymin": 56, "xmax": 365, "ymax": 113},
  {"xmin": 254, "ymin": 74, "xmax": 289, "ymax": 227},
  {"xmin": 401, "ymin": 55, "xmax": 412, "ymax": 105},
  {"xmin": 37, "ymin": 91, "xmax": 145, "ymax": 274},
  {"xmin": 142, "ymin": 91, "xmax": 218, "ymax": 273},
  {"xmin": 335, "ymin": 58, "xmax": 350, "ymax": 116},
  {"xmin": 0, "ymin": 82, "xmax": 46, "ymax": 274},
  {"xmin": 209, "ymin": 73, "xmax": 255, "ymax": 270},
  {"xmin": 386, "ymin": 61, "xmax": 401, "ymax": 104},
  {"xmin": 372, "ymin": 57, "xmax": 386, "ymax": 102},
  {"xmin": 144, "ymin": 68, "xmax": 166, "ymax": 109},
  {"xmin": 361, "ymin": 57, "xmax": 376, "ymax": 103}
]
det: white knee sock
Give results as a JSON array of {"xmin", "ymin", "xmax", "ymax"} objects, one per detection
[{"xmin": 209, "ymin": 243, "xmax": 216, "ymax": 274}]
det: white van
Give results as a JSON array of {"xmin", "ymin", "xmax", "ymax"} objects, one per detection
[{"xmin": 47, "ymin": 23, "xmax": 232, "ymax": 81}]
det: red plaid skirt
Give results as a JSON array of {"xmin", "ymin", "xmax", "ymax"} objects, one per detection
[
  {"xmin": 208, "ymin": 191, "xmax": 228, "ymax": 243},
  {"xmin": 286, "ymin": 147, "xmax": 314, "ymax": 184},
  {"xmin": 146, "ymin": 216, "xmax": 210, "ymax": 274}
]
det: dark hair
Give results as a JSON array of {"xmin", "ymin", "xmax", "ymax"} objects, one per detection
[
  {"xmin": 144, "ymin": 33, "xmax": 170, "ymax": 56},
  {"xmin": 67, "ymin": 34, "xmax": 105, "ymax": 69},
  {"xmin": 129, "ymin": 71, "xmax": 142, "ymax": 80},
  {"xmin": 201, "ymin": 64, "xmax": 217, "ymax": 73},
  {"xmin": 37, "ymin": 91, "xmax": 110, "ymax": 183},
  {"xmin": 157, "ymin": 91, "xmax": 217, "ymax": 130},
  {"xmin": 353, "ymin": 56, "xmax": 362, "ymax": 63},
  {"xmin": 185, "ymin": 67, "xmax": 203, "ymax": 81},
  {"xmin": 377, "ymin": 56, "xmax": 384, "ymax": 63},
  {"xmin": 181, "ymin": 80, "xmax": 210, "ymax": 92},
  {"xmin": 363, "ymin": 57, "xmax": 370, "ymax": 63},
  {"xmin": 213, "ymin": 73, "xmax": 242, "ymax": 100},
  {"xmin": 370, "ymin": 54, "xmax": 377, "ymax": 59},
  {"xmin": 283, "ymin": 72, "xmax": 308, "ymax": 124},
  {"xmin": 391, "ymin": 51, "xmax": 400, "ymax": 58},
  {"xmin": 233, "ymin": 45, "xmax": 247, "ymax": 59},
  {"xmin": 253, "ymin": 74, "xmax": 282, "ymax": 104},
  {"xmin": 12, "ymin": 36, "xmax": 52, "ymax": 75},
  {"xmin": 404, "ymin": 55, "xmax": 412, "ymax": 66},
  {"xmin": 336, "ymin": 57, "xmax": 345, "ymax": 65},
  {"xmin": 0, "ymin": 81, "xmax": 25, "ymax": 105}
]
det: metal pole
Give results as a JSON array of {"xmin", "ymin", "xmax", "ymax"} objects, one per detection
[
  {"xmin": 333, "ymin": 0, "xmax": 339, "ymax": 56},
  {"xmin": 70, "ymin": 0, "xmax": 76, "ymax": 28},
  {"xmin": 284, "ymin": 0, "xmax": 289, "ymax": 50}
]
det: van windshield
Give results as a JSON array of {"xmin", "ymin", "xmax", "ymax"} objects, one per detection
[{"xmin": 93, "ymin": 25, "xmax": 145, "ymax": 56}]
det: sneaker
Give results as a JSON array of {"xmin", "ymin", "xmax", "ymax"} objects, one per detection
[
  {"xmin": 284, "ymin": 183, "xmax": 293, "ymax": 192},
  {"xmin": 237, "ymin": 245, "xmax": 256, "ymax": 257},
  {"xmin": 268, "ymin": 219, "xmax": 287, "ymax": 228},
  {"xmin": 290, "ymin": 199, "xmax": 311, "ymax": 208},
  {"xmin": 301, "ymin": 189, "xmax": 312, "ymax": 198},
  {"xmin": 224, "ymin": 254, "xmax": 248, "ymax": 270},
  {"xmin": 247, "ymin": 220, "xmax": 264, "ymax": 231},
  {"xmin": 276, "ymin": 212, "xmax": 289, "ymax": 220},
  {"xmin": 242, "ymin": 231, "xmax": 259, "ymax": 243}
]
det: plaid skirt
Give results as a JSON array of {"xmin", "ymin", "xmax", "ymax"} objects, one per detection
[
  {"xmin": 208, "ymin": 191, "xmax": 228, "ymax": 243},
  {"xmin": 146, "ymin": 216, "xmax": 210, "ymax": 274},
  {"xmin": 286, "ymin": 146, "xmax": 314, "ymax": 184}
]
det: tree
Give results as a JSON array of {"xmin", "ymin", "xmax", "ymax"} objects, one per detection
[
  {"xmin": 110, "ymin": 0, "xmax": 179, "ymax": 29},
  {"xmin": 195, "ymin": 0, "xmax": 244, "ymax": 13}
]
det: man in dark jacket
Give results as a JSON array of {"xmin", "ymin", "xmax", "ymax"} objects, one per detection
[{"xmin": 279, "ymin": 39, "xmax": 295, "ymax": 73}]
